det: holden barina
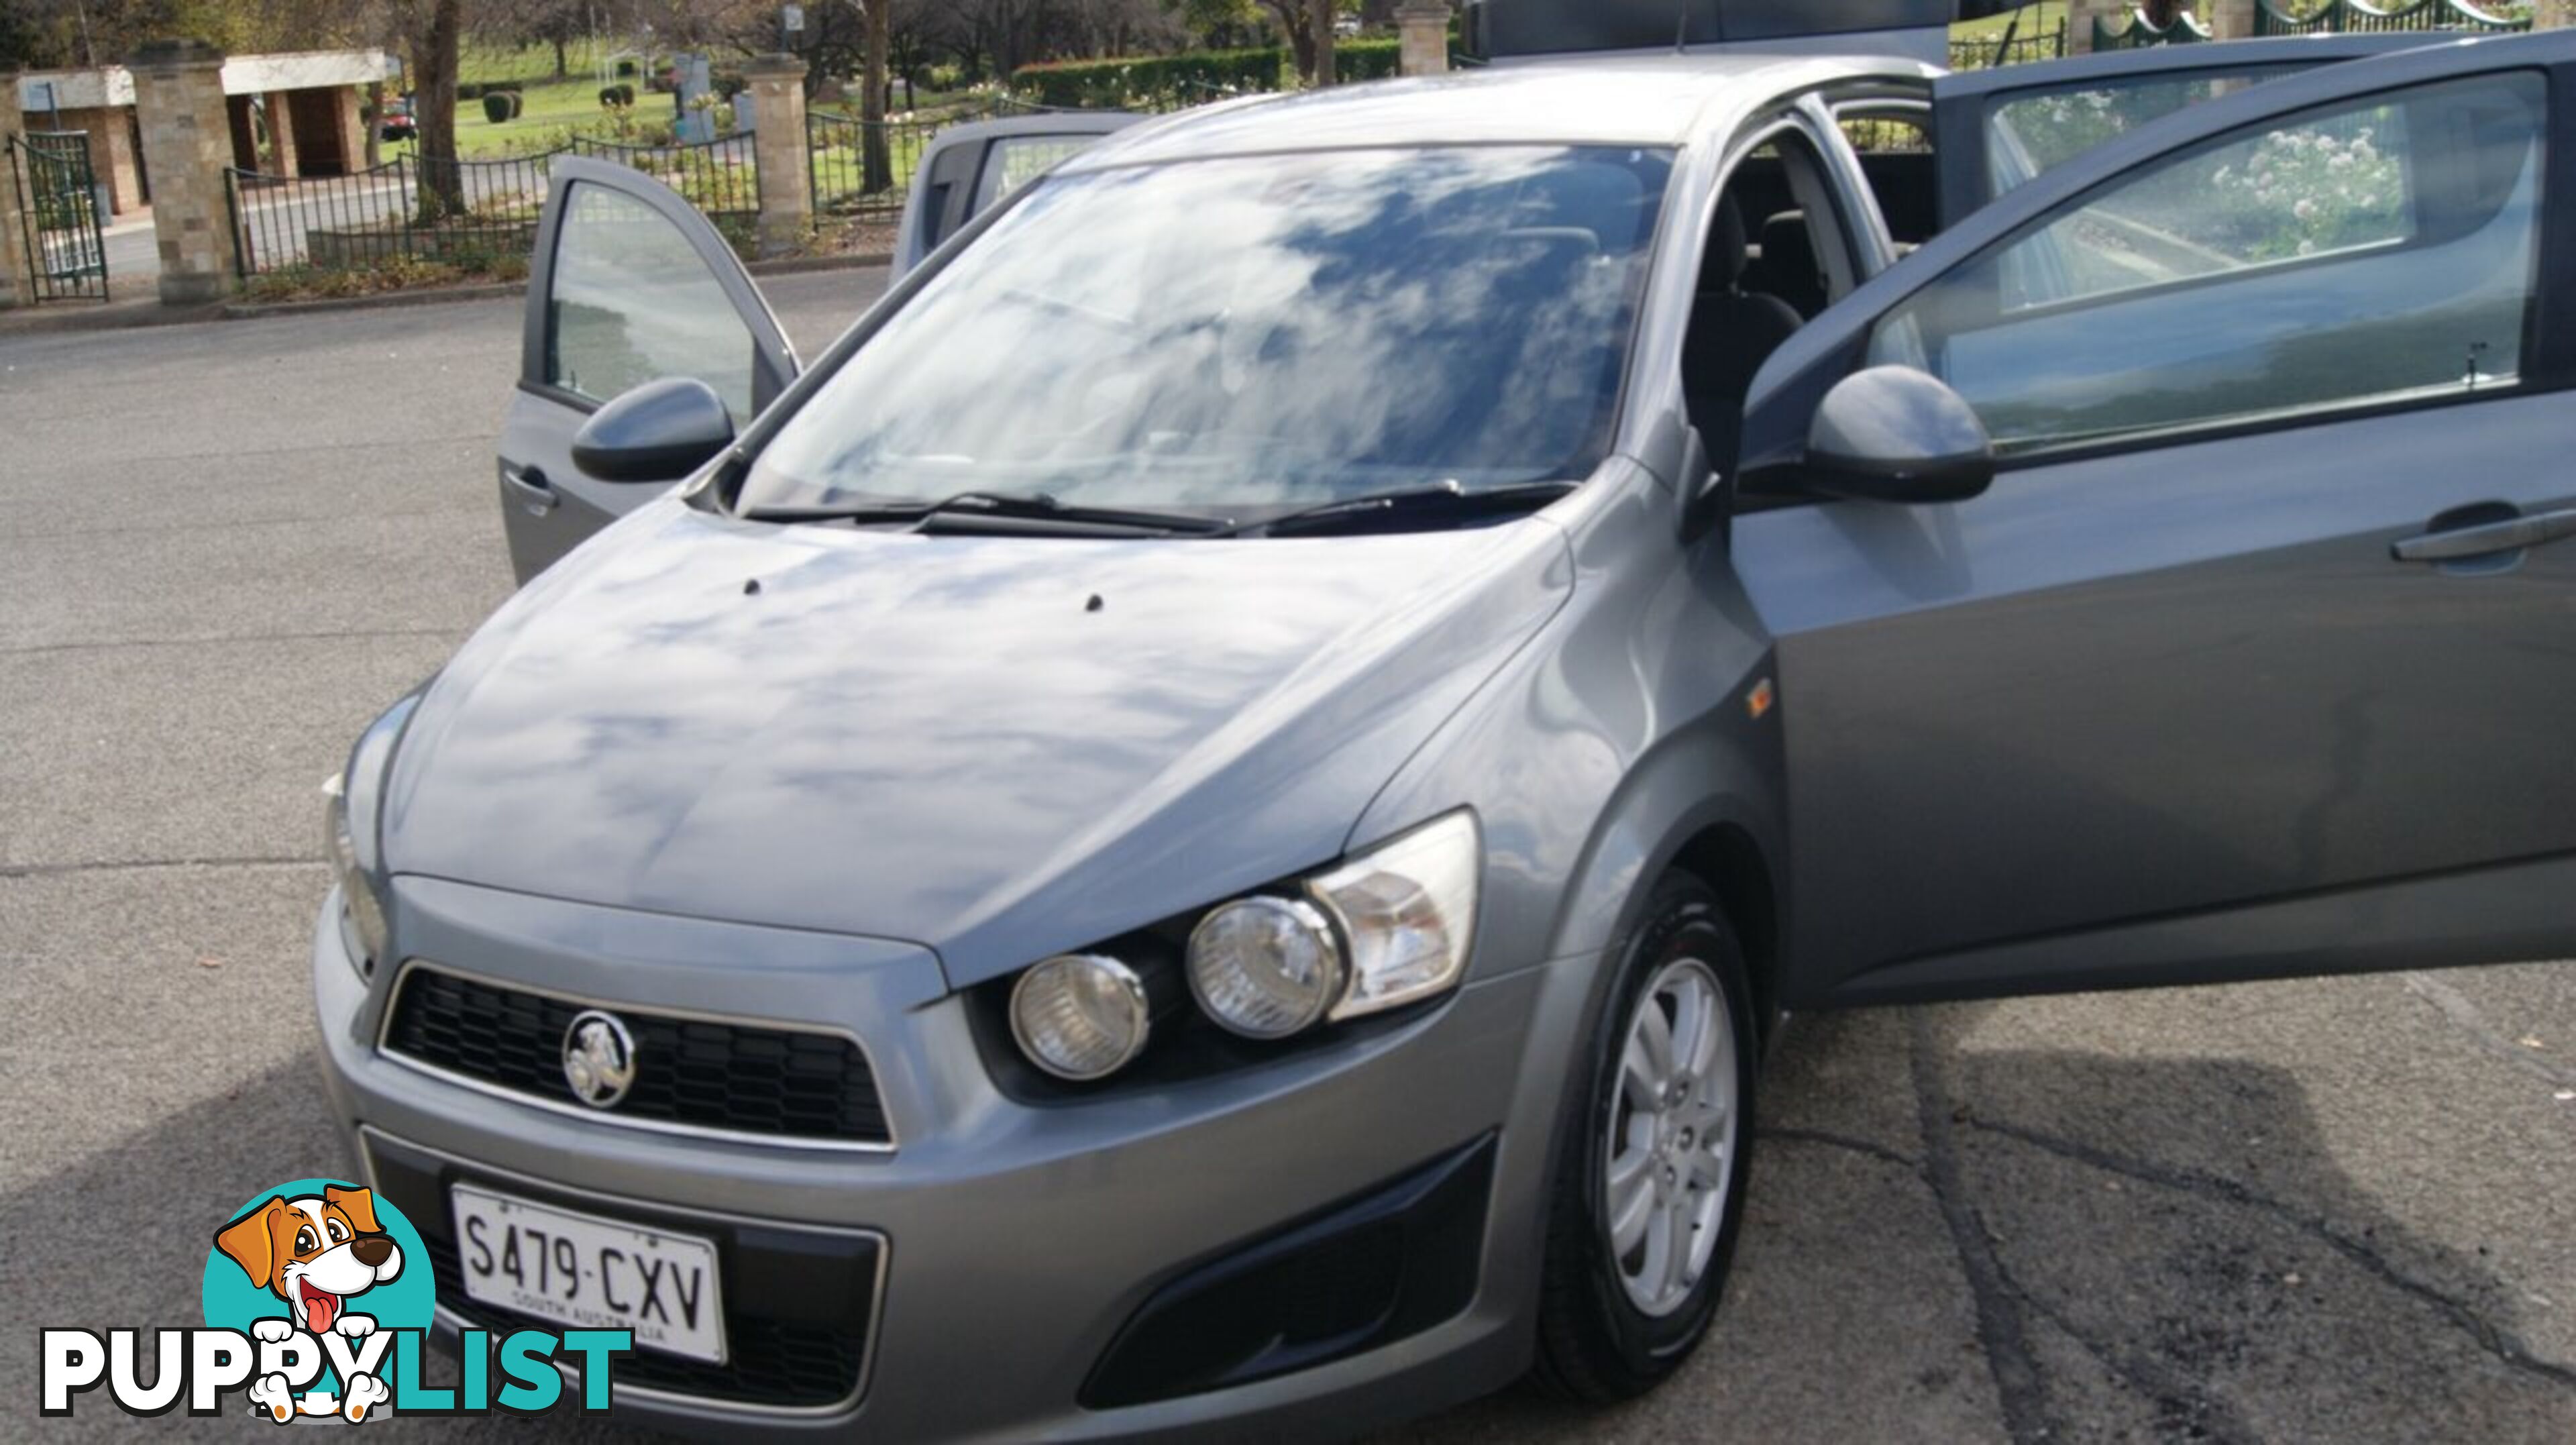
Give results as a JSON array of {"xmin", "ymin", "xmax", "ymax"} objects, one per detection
[{"xmin": 312, "ymin": 11, "xmax": 2576, "ymax": 1439}]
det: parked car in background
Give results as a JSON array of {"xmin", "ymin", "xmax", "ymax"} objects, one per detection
[
  {"xmin": 318, "ymin": 7, "xmax": 2573, "ymax": 1440},
  {"xmin": 378, "ymin": 95, "xmax": 417, "ymax": 143}
]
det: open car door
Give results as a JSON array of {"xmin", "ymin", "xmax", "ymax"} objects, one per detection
[
  {"xmin": 1925, "ymin": 32, "xmax": 2453, "ymax": 230},
  {"xmin": 1733, "ymin": 32, "xmax": 2576, "ymax": 1006},
  {"xmin": 892, "ymin": 112, "xmax": 1141, "ymax": 278},
  {"xmin": 498, "ymin": 156, "xmax": 798, "ymax": 584}
]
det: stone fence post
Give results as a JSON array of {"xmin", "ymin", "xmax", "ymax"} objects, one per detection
[
  {"xmin": 2204, "ymin": 0, "xmax": 2259, "ymax": 39},
  {"xmin": 131, "ymin": 38, "xmax": 240, "ymax": 304},
  {"xmin": 2064, "ymin": 0, "xmax": 2125, "ymax": 53},
  {"xmin": 744, "ymin": 54, "xmax": 811, "ymax": 260},
  {"xmin": 0, "ymin": 64, "xmax": 34, "ymax": 308},
  {"xmin": 1398, "ymin": 2, "xmax": 1452, "ymax": 76}
]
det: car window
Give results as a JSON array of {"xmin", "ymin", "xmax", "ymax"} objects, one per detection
[
  {"xmin": 545, "ymin": 180, "xmax": 759, "ymax": 421},
  {"xmin": 972, "ymin": 136, "xmax": 1102, "ymax": 211},
  {"xmin": 1871, "ymin": 71, "xmax": 2543, "ymax": 456},
  {"xmin": 1837, "ymin": 107, "xmax": 1937, "ymax": 248},
  {"xmin": 1985, "ymin": 67, "xmax": 2300, "ymax": 198},
  {"xmin": 743, "ymin": 145, "xmax": 1675, "ymax": 514}
]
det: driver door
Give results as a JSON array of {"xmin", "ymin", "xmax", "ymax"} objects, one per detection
[
  {"xmin": 1733, "ymin": 38, "xmax": 2576, "ymax": 1007},
  {"xmin": 498, "ymin": 156, "xmax": 797, "ymax": 584},
  {"xmin": 892, "ymin": 113, "xmax": 1138, "ymax": 278}
]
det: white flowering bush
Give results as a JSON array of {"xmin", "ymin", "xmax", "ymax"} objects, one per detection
[{"xmin": 2142, "ymin": 114, "xmax": 2407, "ymax": 264}]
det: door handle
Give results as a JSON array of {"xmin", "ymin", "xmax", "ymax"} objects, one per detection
[
  {"xmin": 500, "ymin": 464, "xmax": 559, "ymax": 515},
  {"xmin": 2391, "ymin": 506, "xmax": 2576, "ymax": 562}
]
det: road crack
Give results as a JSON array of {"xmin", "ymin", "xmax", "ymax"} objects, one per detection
[
  {"xmin": 1911, "ymin": 1012, "xmax": 2059, "ymax": 1445},
  {"xmin": 1965, "ymin": 1114, "xmax": 2576, "ymax": 1394},
  {"xmin": 0, "ymin": 855, "xmax": 321, "ymax": 880},
  {"xmin": 0, "ymin": 625, "xmax": 464, "ymax": 660},
  {"xmin": 1992, "ymin": 1247, "xmax": 2265, "ymax": 1445},
  {"xmin": 2401, "ymin": 971, "xmax": 2576, "ymax": 1091}
]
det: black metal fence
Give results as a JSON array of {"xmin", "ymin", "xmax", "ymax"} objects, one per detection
[
  {"xmin": 809, "ymin": 108, "xmax": 984, "ymax": 222},
  {"xmin": 1947, "ymin": 19, "xmax": 2069, "ymax": 69},
  {"xmin": 227, "ymin": 135, "xmax": 759, "ymax": 276},
  {"xmin": 2252, "ymin": 0, "xmax": 2528, "ymax": 34},
  {"xmin": 11, "ymin": 131, "xmax": 109, "ymax": 301}
]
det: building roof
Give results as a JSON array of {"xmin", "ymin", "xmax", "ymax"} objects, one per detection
[{"xmin": 16, "ymin": 48, "xmax": 396, "ymax": 111}]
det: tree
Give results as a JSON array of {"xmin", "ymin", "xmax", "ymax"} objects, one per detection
[
  {"xmin": 1256, "ymin": 0, "xmax": 1348, "ymax": 85},
  {"xmin": 409, "ymin": 0, "xmax": 466, "ymax": 219},
  {"xmin": 523, "ymin": 0, "xmax": 586, "ymax": 78},
  {"xmin": 859, "ymin": 0, "xmax": 890, "ymax": 192}
]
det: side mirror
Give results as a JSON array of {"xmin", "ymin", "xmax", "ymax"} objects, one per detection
[
  {"xmin": 570, "ymin": 377, "xmax": 736, "ymax": 483},
  {"xmin": 1806, "ymin": 366, "xmax": 1994, "ymax": 504}
]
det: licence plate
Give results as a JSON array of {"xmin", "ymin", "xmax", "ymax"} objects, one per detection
[{"xmin": 449, "ymin": 1185, "xmax": 726, "ymax": 1364}]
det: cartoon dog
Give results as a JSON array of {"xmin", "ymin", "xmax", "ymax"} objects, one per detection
[{"xmin": 215, "ymin": 1185, "xmax": 404, "ymax": 1423}]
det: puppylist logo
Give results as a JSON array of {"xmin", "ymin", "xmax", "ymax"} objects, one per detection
[{"xmin": 39, "ymin": 1177, "xmax": 632, "ymax": 1423}]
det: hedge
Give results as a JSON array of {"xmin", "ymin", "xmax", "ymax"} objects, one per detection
[
  {"xmin": 480, "ymin": 91, "xmax": 523, "ymax": 123},
  {"xmin": 455, "ymin": 81, "xmax": 521, "ymax": 101},
  {"xmin": 1012, "ymin": 38, "xmax": 1401, "ymax": 109}
]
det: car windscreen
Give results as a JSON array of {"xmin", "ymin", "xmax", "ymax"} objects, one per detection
[{"xmin": 739, "ymin": 144, "xmax": 1676, "ymax": 517}]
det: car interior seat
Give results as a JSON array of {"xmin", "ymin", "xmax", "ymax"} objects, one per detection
[
  {"xmin": 1683, "ymin": 195, "xmax": 1805, "ymax": 470},
  {"xmin": 1747, "ymin": 210, "xmax": 1829, "ymax": 319}
]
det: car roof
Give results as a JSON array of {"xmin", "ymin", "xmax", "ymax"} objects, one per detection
[{"xmin": 1059, "ymin": 52, "xmax": 1933, "ymax": 169}]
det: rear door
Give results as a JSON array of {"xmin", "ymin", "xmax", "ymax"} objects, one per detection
[
  {"xmin": 892, "ymin": 113, "xmax": 1140, "ymax": 277},
  {"xmin": 498, "ymin": 156, "xmax": 797, "ymax": 583},
  {"xmin": 1733, "ymin": 37, "xmax": 2576, "ymax": 1006}
]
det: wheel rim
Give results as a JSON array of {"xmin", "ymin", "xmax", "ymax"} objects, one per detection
[{"xmin": 1603, "ymin": 956, "xmax": 1737, "ymax": 1318}]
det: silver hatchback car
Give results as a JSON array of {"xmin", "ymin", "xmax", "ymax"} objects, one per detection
[{"xmin": 313, "ymin": 7, "xmax": 2576, "ymax": 1438}]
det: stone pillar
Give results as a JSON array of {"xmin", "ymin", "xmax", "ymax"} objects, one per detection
[
  {"xmin": 0, "ymin": 64, "xmax": 34, "ymax": 307},
  {"xmin": 742, "ymin": 54, "xmax": 810, "ymax": 260},
  {"xmin": 131, "ymin": 39, "xmax": 239, "ymax": 305},
  {"xmin": 2065, "ymin": 0, "xmax": 2126, "ymax": 53},
  {"xmin": 2203, "ymin": 0, "xmax": 2257, "ymax": 39},
  {"xmin": 1397, "ymin": 1, "xmax": 1452, "ymax": 76},
  {"xmin": 262, "ymin": 89, "xmax": 299, "ymax": 176},
  {"xmin": 333, "ymin": 86, "xmax": 366, "ymax": 174}
]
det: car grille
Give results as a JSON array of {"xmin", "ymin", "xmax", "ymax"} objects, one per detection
[
  {"xmin": 426, "ymin": 1241, "xmax": 868, "ymax": 1409},
  {"xmin": 381, "ymin": 964, "xmax": 892, "ymax": 1147}
]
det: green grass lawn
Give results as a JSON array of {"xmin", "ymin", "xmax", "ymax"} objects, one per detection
[
  {"xmin": 380, "ymin": 74, "xmax": 708, "ymax": 160},
  {"xmin": 458, "ymin": 37, "xmax": 631, "ymax": 89}
]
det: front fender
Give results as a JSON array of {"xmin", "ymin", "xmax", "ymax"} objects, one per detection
[{"xmin": 1344, "ymin": 463, "xmax": 1788, "ymax": 991}]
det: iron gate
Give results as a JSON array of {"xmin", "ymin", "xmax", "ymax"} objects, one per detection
[{"xmin": 10, "ymin": 130, "xmax": 109, "ymax": 301}]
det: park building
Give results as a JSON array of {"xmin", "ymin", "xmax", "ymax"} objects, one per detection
[{"xmin": 13, "ymin": 48, "xmax": 396, "ymax": 217}]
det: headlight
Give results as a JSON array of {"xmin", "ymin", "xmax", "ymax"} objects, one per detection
[
  {"xmin": 323, "ymin": 772, "xmax": 389, "ymax": 972},
  {"xmin": 1187, "ymin": 896, "xmax": 1344, "ymax": 1039},
  {"xmin": 323, "ymin": 692, "xmax": 419, "ymax": 976},
  {"xmin": 1309, "ymin": 809, "xmax": 1480, "ymax": 1021},
  {"xmin": 1004, "ymin": 808, "xmax": 1482, "ymax": 1085},
  {"xmin": 1010, "ymin": 953, "xmax": 1152, "ymax": 1080}
]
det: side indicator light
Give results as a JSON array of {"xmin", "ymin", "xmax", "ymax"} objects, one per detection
[{"xmin": 1747, "ymin": 678, "xmax": 1775, "ymax": 720}]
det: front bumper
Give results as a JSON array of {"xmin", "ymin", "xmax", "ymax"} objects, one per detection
[{"xmin": 311, "ymin": 877, "xmax": 1582, "ymax": 1441}]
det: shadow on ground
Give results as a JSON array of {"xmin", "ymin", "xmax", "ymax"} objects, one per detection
[{"xmin": 6, "ymin": 1006, "xmax": 2569, "ymax": 1442}]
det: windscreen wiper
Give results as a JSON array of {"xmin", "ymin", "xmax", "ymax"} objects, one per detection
[
  {"xmin": 745, "ymin": 490, "xmax": 1234, "ymax": 537},
  {"xmin": 1226, "ymin": 480, "xmax": 1577, "ymax": 539}
]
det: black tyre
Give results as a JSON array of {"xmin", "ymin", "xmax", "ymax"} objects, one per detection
[{"xmin": 1534, "ymin": 872, "xmax": 1758, "ymax": 1403}]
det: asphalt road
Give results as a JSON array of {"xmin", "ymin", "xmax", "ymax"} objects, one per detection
[{"xmin": 2, "ymin": 274, "xmax": 2571, "ymax": 1442}]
